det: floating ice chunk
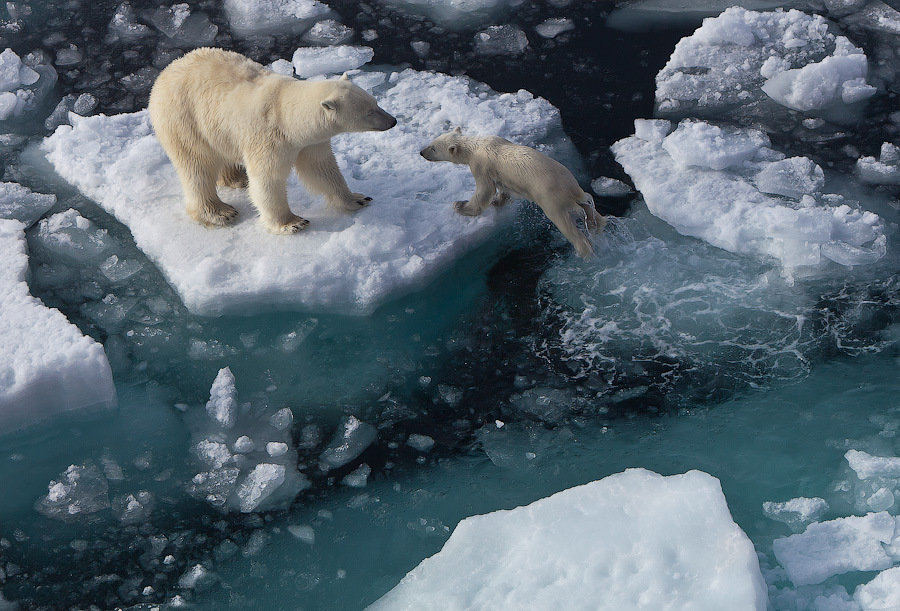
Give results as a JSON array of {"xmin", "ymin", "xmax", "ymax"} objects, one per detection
[
  {"xmin": 773, "ymin": 512, "xmax": 895, "ymax": 586},
  {"xmin": 0, "ymin": 220, "xmax": 116, "ymax": 432},
  {"xmin": 287, "ymin": 524, "xmax": 315, "ymax": 544},
  {"xmin": 236, "ymin": 463, "xmax": 286, "ymax": 512},
  {"xmin": 0, "ymin": 48, "xmax": 37, "ymax": 92},
  {"xmin": 857, "ymin": 142, "xmax": 900, "ymax": 185},
  {"xmin": 145, "ymin": 4, "xmax": 217, "ymax": 47},
  {"xmin": 535, "ymin": 17, "xmax": 574, "ymax": 39},
  {"xmin": 406, "ymin": 433, "xmax": 434, "ymax": 452},
  {"xmin": 55, "ymin": 45, "xmax": 82, "ymax": 67},
  {"xmin": 0, "ymin": 48, "xmax": 55, "ymax": 122},
  {"xmin": 224, "ymin": 0, "xmax": 331, "ymax": 38},
  {"xmin": 99, "ymin": 254, "xmax": 143, "ymax": 283},
  {"xmin": 754, "ymin": 157, "xmax": 824, "ymax": 200},
  {"xmin": 268, "ymin": 58, "xmax": 294, "ymax": 77},
  {"xmin": 291, "ymin": 45, "xmax": 374, "ymax": 78},
  {"xmin": 843, "ymin": 1, "xmax": 900, "ymax": 35},
  {"xmin": 763, "ymin": 497, "xmax": 829, "ymax": 532},
  {"xmin": 34, "ymin": 209, "xmax": 114, "ymax": 263},
  {"xmin": 107, "ymin": 2, "xmax": 152, "ymax": 42},
  {"xmin": 590, "ymin": 176, "xmax": 632, "ymax": 197},
  {"xmin": 269, "ymin": 408, "xmax": 293, "ymax": 431},
  {"xmin": 762, "ymin": 53, "xmax": 876, "ymax": 112},
  {"xmin": 0, "ymin": 182, "xmax": 55, "ymax": 227},
  {"xmin": 661, "ymin": 120, "xmax": 770, "ymax": 171},
  {"xmin": 612, "ymin": 119, "xmax": 886, "ymax": 270},
  {"xmin": 845, "ymin": 449, "xmax": 900, "ymax": 480},
  {"xmin": 370, "ymin": 469, "xmax": 767, "ymax": 610},
  {"xmin": 854, "ymin": 566, "xmax": 900, "ymax": 610},
  {"xmin": 655, "ymin": 7, "xmax": 873, "ymax": 123},
  {"xmin": 206, "ymin": 367, "xmax": 237, "ymax": 430},
  {"xmin": 303, "ymin": 19, "xmax": 353, "ymax": 45},
  {"xmin": 319, "ymin": 415, "xmax": 377, "ymax": 470},
  {"xmin": 178, "ymin": 564, "xmax": 216, "ymax": 590},
  {"xmin": 34, "ymin": 462, "xmax": 110, "ymax": 522},
  {"xmin": 341, "ymin": 463, "xmax": 371, "ymax": 487},
  {"xmin": 377, "ymin": 0, "xmax": 519, "ymax": 30},
  {"xmin": 474, "ymin": 25, "xmax": 528, "ymax": 56},
  {"xmin": 187, "ymin": 369, "xmax": 308, "ymax": 512},
  {"xmin": 111, "ymin": 491, "xmax": 154, "ymax": 524},
  {"xmin": 43, "ymin": 69, "xmax": 575, "ymax": 315}
]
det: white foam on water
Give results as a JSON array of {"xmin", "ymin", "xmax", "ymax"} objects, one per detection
[{"xmin": 42, "ymin": 67, "xmax": 574, "ymax": 316}]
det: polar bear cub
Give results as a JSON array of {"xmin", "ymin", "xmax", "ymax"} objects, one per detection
[
  {"xmin": 148, "ymin": 47, "xmax": 396, "ymax": 234},
  {"xmin": 419, "ymin": 128, "xmax": 605, "ymax": 258}
]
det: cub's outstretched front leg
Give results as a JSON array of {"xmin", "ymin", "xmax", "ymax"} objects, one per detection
[
  {"xmin": 454, "ymin": 171, "xmax": 496, "ymax": 216},
  {"xmin": 295, "ymin": 142, "xmax": 372, "ymax": 212}
]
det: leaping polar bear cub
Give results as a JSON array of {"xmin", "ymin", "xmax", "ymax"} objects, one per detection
[{"xmin": 420, "ymin": 128, "xmax": 605, "ymax": 258}]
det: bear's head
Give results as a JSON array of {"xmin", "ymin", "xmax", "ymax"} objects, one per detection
[
  {"xmin": 320, "ymin": 74, "xmax": 397, "ymax": 133},
  {"xmin": 420, "ymin": 127, "xmax": 464, "ymax": 163}
]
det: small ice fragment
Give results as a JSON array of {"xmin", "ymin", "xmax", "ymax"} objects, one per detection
[
  {"xmin": 291, "ymin": 45, "xmax": 374, "ymax": 78},
  {"xmin": 233, "ymin": 436, "xmax": 255, "ymax": 453},
  {"xmin": 590, "ymin": 177, "xmax": 632, "ymax": 197},
  {"xmin": 846, "ymin": 449, "xmax": 900, "ymax": 480},
  {"xmin": 236, "ymin": 463, "xmax": 286, "ymax": 512},
  {"xmin": 535, "ymin": 18, "xmax": 574, "ymax": 39},
  {"xmin": 206, "ymin": 367, "xmax": 237, "ymax": 429},
  {"xmin": 269, "ymin": 407, "xmax": 293, "ymax": 431},
  {"xmin": 319, "ymin": 416, "xmax": 377, "ymax": 470},
  {"xmin": 266, "ymin": 442, "xmax": 288, "ymax": 457},
  {"xmin": 406, "ymin": 433, "xmax": 435, "ymax": 452},
  {"xmin": 287, "ymin": 524, "xmax": 315, "ymax": 544},
  {"xmin": 341, "ymin": 463, "xmax": 371, "ymax": 488},
  {"xmin": 474, "ymin": 25, "xmax": 528, "ymax": 56}
]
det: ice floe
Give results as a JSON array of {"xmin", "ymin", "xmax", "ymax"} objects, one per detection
[
  {"xmin": 0, "ymin": 181, "xmax": 55, "ymax": 228},
  {"xmin": 186, "ymin": 368, "xmax": 308, "ymax": 513},
  {"xmin": 43, "ymin": 66, "xmax": 575, "ymax": 315},
  {"xmin": 655, "ymin": 7, "xmax": 876, "ymax": 124},
  {"xmin": 0, "ymin": 218, "xmax": 116, "ymax": 432},
  {"xmin": 376, "ymin": 0, "xmax": 521, "ymax": 30},
  {"xmin": 612, "ymin": 118, "xmax": 886, "ymax": 272},
  {"xmin": 291, "ymin": 45, "xmax": 374, "ymax": 78},
  {"xmin": 223, "ymin": 0, "xmax": 331, "ymax": 38},
  {"xmin": 370, "ymin": 469, "xmax": 767, "ymax": 610},
  {"xmin": 857, "ymin": 142, "xmax": 900, "ymax": 185}
]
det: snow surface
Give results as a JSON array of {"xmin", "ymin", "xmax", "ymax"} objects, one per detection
[
  {"xmin": 655, "ymin": 7, "xmax": 875, "ymax": 122},
  {"xmin": 42, "ymin": 67, "xmax": 574, "ymax": 316},
  {"xmin": 0, "ymin": 218, "xmax": 116, "ymax": 432},
  {"xmin": 223, "ymin": 0, "xmax": 331, "ymax": 37},
  {"xmin": 370, "ymin": 469, "xmax": 767, "ymax": 610},
  {"xmin": 611, "ymin": 118, "xmax": 886, "ymax": 272}
]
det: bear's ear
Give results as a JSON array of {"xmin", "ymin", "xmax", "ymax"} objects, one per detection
[
  {"xmin": 339, "ymin": 72, "xmax": 350, "ymax": 81},
  {"xmin": 448, "ymin": 144, "xmax": 458, "ymax": 156},
  {"xmin": 321, "ymin": 99, "xmax": 337, "ymax": 111},
  {"xmin": 453, "ymin": 126, "xmax": 462, "ymax": 134}
]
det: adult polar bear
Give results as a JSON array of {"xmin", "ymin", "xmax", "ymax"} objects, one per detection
[
  {"xmin": 420, "ymin": 128, "xmax": 605, "ymax": 258},
  {"xmin": 148, "ymin": 47, "xmax": 396, "ymax": 234}
]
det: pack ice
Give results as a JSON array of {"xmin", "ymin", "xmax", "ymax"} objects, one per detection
[
  {"xmin": 655, "ymin": 7, "xmax": 875, "ymax": 122},
  {"xmin": 0, "ymin": 216, "xmax": 116, "ymax": 432},
  {"xmin": 42, "ymin": 66, "xmax": 574, "ymax": 316},
  {"xmin": 612, "ymin": 119, "xmax": 885, "ymax": 271},
  {"xmin": 370, "ymin": 469, "xmax": 767, "ymax": 610}
]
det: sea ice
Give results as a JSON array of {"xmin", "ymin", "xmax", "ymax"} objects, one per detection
[
  {"xmin": 772, "ymin": 512, "xmax": 896, "ymax": 586},
  {"xmin": 34, "ymin": 462, "xmax": 111, "ymax": 522},
  {"xmin": 857, "ymin": 142, "xmax": 900, "ymax": 185},
  {"xmin": 376, "ymin": 0, "xmax": 520, "ymax": 30},
  {"xmin": 0, "ymin": 181, "xmax": 55, "ymax": 227},
  {"xmin": 590, "ymin": 176, "xmax": 632, "ymax": 197},
  {"xmin": 291, "ymin": 45, "xmax": 374, "ymax": 78},
  {"xmin": 611, "ymin": 118, "xmax": 886, "ymax": 271},
  {"xmin": 186, "ymin": 368, "xmax": 309, "ymax": 513},
  {"xmin": 845, "ymin": 449, "xmax": 900, "ymax": 480},
  {"xmin": 854, "ymin": 566, "xmax": 900, "ymax": 610},
  {"xmin": 370, "ymin": 469, "xmax": 767, "ymax": 610},
  {"xmin": 655, "ymin": 7, "xmax": 875, "ymax": 123},
  {"xmin": 754, "ymin": 156, "xmax": 825, "ymax": 200},
  {"xmin": 0, "ymin": 219, "xmax": 116, "ymax": 432},
  {"xmin": 33, "ymin": 209, "xmax": 115, "ymax": 263},
  {"xmin": 763, "ymin": 497, "xmax": 829, "ymax": 532},
  {"xmin": 473, "ymin": 25, "xmax": 529, "ymax": 56},
  {"xmin": 318, "ymin": 415, "xmax": 377, "ymax": 471},
  {"xmin": 535, "ymin": 18, "xmax": 574, "ymax": 39},
  {"xmin": 303, "ymin": 19, "xmax": 354, "ymax": 45},
  {"xmin": 42, "ymin": 68, "xmax": 575, "ymax": 315},
  {"xmin": 0, "ymin": 47, "xmax": 56, "ymax": 123},
  {"xmin": 224, "ymin": 0, "xmax": 331, "ymax": 38}
]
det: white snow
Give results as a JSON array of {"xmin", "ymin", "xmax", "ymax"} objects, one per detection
[
  {"xmin": 42, "ymin": 68, "xmax": 574, "ymax": 316},
  {"xmin": 291, "ymin": 45, "xmax": 374, "ymax": 78},
  {"xmin": 186, "ymin": 368, "xmax": 308, "ymax": 512},
  {"xmin": 611, "ymin": 118, "xmax": 886, "ymax": 272},
  {"xmin": 0, "ymin": 219, "xmax": 116, "ymax": 432},
  {"xmin": 655, "ymin": 7, "xmax": 875, "ymax": 122},
  {"xmin": 223, "ymin": 0, "xmax": 331, "ymax": 37},
  {"xmin": 772, "ymin": 511, "xmax": 896, "ymax": 586},
  {"xmin": 370, "ymin": 469, "xmax": 767, "ymax": 611}
]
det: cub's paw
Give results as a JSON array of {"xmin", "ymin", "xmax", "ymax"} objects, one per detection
[{"xmin": 454, "ymin": 200, "xmax": 482, "ymax": 216}]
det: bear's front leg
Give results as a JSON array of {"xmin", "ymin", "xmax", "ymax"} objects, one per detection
[
  {"xmin": 454, "ymin": 174, "xmax": 495, "ymax": 217},
  {"xmin": 295, "ymin": 143, "xmax": 371, "ymax": 213},
  {"xmin": 245, "ymin": 154, "xmax": 309, "ymax": 234}
]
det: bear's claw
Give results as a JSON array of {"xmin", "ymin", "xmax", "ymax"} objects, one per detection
[{"xmin": 454, "ymin": 200, "xmax": 482, "ymax": 216}]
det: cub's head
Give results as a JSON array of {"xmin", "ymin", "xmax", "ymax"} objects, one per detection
[
  {"xmin": 419, "ymin": 127, "xmax": 464, "ymax": 163},
  {"xmin": 320, "ymin": 73, "xmax": 397, "ymax": 132}
]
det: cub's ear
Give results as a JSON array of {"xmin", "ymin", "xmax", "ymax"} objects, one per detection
[
  {"xmin": 321, "ymin": 99, "xmax": 337, "ymax": 111},
  {"xmin": 448, "ymin": 144, "xmax": 458, "ymax": 156},
  {"xmin": 339, "ymin": 72, "xmax": 350, "ymax": 81},
  {"xmin": 453, "ymin": 126, "xmax": 462, "ymax": 134}
]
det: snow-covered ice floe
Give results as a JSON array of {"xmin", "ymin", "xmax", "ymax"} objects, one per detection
[
  {"xmin": 0, "ymin": 218, "xmax": 116, "ymax": 432},
  {"xmin": 42, "ymin": 67, "xmax": 576, "ymax": 316},
  {"xmin": 655, "ymin": 7, "xmax": 876, "ymax": 123},
  {"xmin": 370, "ymin": 469, "xmax": 767, "ymax": 610},
  {"xmin": 611, "ymin": 118, "xmax": 885, "ymax": 272}
]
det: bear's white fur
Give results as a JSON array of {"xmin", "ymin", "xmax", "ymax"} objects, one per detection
[
  {"xmin": 148, "ymin": 47, "xmax": 396, "ymax": 233},
  {"xmin": 420, "ymin": 128, "xmax": 606, "ymax": 258}
]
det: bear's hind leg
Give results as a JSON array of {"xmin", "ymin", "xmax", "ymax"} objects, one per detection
[
  {"xmin": 179, "ymin": 164, "xmax": 238, "ymax": 227},
  {"xmin": 544, "ymin": 205, "xmax": 594, "ymax": 258},
  {"xmin": 218, "ymin": 164, "xmax": 249, "ymax": 189},
  {"xmin": 577, "ymin": 197, "xmax": 606, "ymax": 234}
]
